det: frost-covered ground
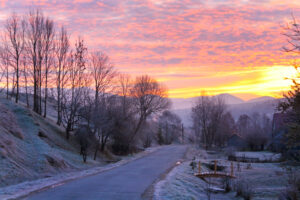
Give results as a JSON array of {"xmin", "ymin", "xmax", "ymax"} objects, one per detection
[
  {"xmin": 0, "ymin": 97, "xmax": 104, "ymax": 187},
  {"xmin": 154, "ymin": 146, "xmax": 296, "ymax": 200},
  {"xmin": 154, "ymin": 161, "xmax": 236, "ymax": 200},
  {"xmin": 235, "ymin": 151, "xmax": 281, "ymax": 161}
]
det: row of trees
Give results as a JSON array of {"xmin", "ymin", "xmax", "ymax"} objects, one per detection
[
  {"xmin": 191, "ymin": 15, "xmax": 300, "ymax": 154},
  {"xmin": 0, "ymin": 10, "xmax": 172, "ymax": 159},
  {"xmin": 191, "ymin": 95, "xmax": 272, "ymax": 150},
  {"xmin": 0, "ymin": 10, "xmax": 56, "ymax": 115},
  {"xmin": 236, "ymin": 113, "xmax": 272, "ymax": 150},
  {"xmin": 192, "ymin": 95, "xmax": 229, "ymax": 148}
]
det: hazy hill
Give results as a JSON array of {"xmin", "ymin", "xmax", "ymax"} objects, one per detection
[
  {"xmin": 228, "ymin": 98, "xmax": 280, "ymax": 120},
  {"xmin": 246, "ymin": 96, "xmax": 276, "ymax": 103},
  {"xmin": 171, "ymin": 93, "xmax": 244, "ymax": 110},
  {"xmin": 171, "ymin": 94, "xmax": 281, "ymax": 127},
  {"xmin": 217, "ymin": 93, "xmax": 244, "ymax": 104}
]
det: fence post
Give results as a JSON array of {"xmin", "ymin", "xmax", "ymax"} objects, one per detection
[
  {"xmin": 198, "ymin": 161, "xmax": 201, "ymax": 174},
  {"xmin": 214, "ymin": 160, "xmax": 217, "ymax": 174},
  {"xmin": 231, "ymin": 162, "xmax": 234, "ymax": 176}
]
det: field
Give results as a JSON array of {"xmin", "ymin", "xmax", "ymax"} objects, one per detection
[{"xmin": 154, "ymin": 146, "xmax": 299, "ymax": 200}]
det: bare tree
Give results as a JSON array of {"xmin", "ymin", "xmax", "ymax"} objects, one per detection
[
  {"xmin": 282, "ymin": 14, "xmax": 300, "ymax": 54},
  {"xmin": 191, "ymin": 94, "xmax": 226, "ymax": 149},
  {"xmin": 4, "ymin": 13, "xmax": 26, "ymax": 103},
  {"xmin": 26, "ymin": 9, "xmax": 45, "ymax": 114},
  {"xmin": 244, "ymin": 113, "xmax": 270, "ymax": 150},
  {"xmin": 236, "ymin": 114, "xmax": 251, "ymax": 137},
  {"xmin": 215, "ymin": 112, "xmax": 235, "ymax": 147},
  {"xmin": 90, "ymin": 51, "xmax": 116, "ymax": 106},
  {"xmin": 129, "ymin": 75, "xmax": 170, "ymax": 147},
  {"xmin": 21, "ymin": 54, "xmax": 30, "ymax": 107},
  {"xmin": 0, "ymin": 44, "xmax": 11, "ymax": 99},
  {"xmin": 158, "ymin": 110, "xmax": 182, "ymax": 144},
  {"xmin": 86, "ymin": 51, "xmax": 117, "ymax": 157},
  {"xmin": 42, "ymin": 17, "xmax": 55, "ymax": 118},
  {"xmin": 117, "ymin": 74, "xmax": 135, "ymax": 120},
  {"xmin": 92, "ymin": 95, "xmax": 117, "ymax": 159},
  {"xmin": 62, "ymin": 37, "xmax": 87, "ymax": 139},
  {"xmin": 109, "ymin": 74, "xmax": 135, "ymax": 154},
  {"xmin": 55, "ymin": 26, "xmax": 70, "ymax": 125},
  {"xmin": 75, "ymin": 125, "xmax": 92, "ymax": 163}
]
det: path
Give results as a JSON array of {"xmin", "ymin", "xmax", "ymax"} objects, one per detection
[{"xmin": 24, "ymin": 145, "xmax": 187, "ymax": 200}]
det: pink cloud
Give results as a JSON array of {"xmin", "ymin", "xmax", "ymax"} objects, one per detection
[{"xmin": 0, "ymin": 0, "xmax": 299, "ymax": 97}]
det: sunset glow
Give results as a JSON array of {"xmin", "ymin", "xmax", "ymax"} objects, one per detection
[{"xmin": 1, "ymin": 0, "xmax": 300, "ymax": 100}]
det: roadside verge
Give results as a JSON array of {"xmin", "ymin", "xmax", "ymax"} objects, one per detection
[{"xmin": 0, "ymin": 146, "xmax": 161, "ymax": 200}]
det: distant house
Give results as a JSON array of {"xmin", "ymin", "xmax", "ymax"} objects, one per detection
[{"xmin": 227, "ymin": 134, "xmax": 247, "ymax": 150}]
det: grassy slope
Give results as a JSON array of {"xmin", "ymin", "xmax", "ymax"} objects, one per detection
[{"xmin": 0, "ymin": 97, "xmax": 103, "ymax": 187}]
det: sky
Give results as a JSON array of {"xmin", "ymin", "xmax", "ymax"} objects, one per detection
[{"xmin": 1, "ymin": 0, "xmax": 300, "ymax": 100}]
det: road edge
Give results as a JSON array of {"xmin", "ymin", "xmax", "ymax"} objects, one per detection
[{"xmin": 141, "ymin": 145, "xmax": 189, "ymax": 200}]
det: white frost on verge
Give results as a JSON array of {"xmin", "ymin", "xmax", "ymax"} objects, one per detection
[
  {"xmin": 153, "ymin": 161, "xmax": 213, "ymax": 200},
  {"xmin": 154, "ymin": 149, "xmax": 289, "ymax": 200}
]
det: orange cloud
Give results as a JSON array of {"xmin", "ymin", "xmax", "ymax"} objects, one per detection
[{"xmin": 0, "ymin": 0, "xmax": 299, "ymax": 99}]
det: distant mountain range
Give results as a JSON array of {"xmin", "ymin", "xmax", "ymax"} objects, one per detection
[
  {"xmin": 170, "ymin": 93, "xmax": 277, "ymax": 110},
  {"xmin": 170, "ymin": 93, "xmax": 282, "ymax": 127}
]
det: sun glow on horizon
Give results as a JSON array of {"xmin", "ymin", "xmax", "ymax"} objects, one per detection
[{"xmin": 166, "ymin": 65, "xmax": 297, "ymax": 100}]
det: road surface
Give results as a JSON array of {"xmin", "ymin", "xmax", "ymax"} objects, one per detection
[{"xmin": 24, "ymin": 145, "xmax": 187, "ymax": 200}]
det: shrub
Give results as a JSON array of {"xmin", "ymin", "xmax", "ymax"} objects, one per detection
[
  {"xmin": 279, "ymin": 186, "xmax": 299, "ymax": 200},
  {"xmin": 190, "ymin": 160, "xmax": 196, "ymax": 171},
  {"xmin": 235, "ymin": 179, "xmax": 254, "ymax": 200},
  {"xmin": 280, "ymin": 168, "xmax": 300, "ymax": 200},
  {"xmin": 222, "ymin": 177, "xmax": 232, "ymax": 193}
]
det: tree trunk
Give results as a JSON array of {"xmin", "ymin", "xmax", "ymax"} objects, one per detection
[
  {"xmin": 6, "ymin": 67, "xmax": 8, "ymax": 99},
  {"xmin": 66, "ymin": 123, "xmax": 71, "ymax": 140},
  {"xmin": 101, "ymin": 138, "xmax": 106, "ymax": 152},
  {"xmin": 129, "ymin": 116, "xmax": 145, "ymax": 145},
  {"xmin": 44, "ymin": 74, "xmax": 48, "ymax": 118},
  {"xmin": 12, "ymin": 74, "xmax": 15, "ymax": 99},
  {"xmin": 39, "ymin": 68, "xmax": 42, "ymax": 115},
  {"xmin": 33, "ymin": 66, "xmax": 40, "ymax": 113},
  {"xmin": 24, "ymin": 64, "xmax": 29, "ymax": 107},
  {"xmin": 16, "ymin": 59, "xmax": 19, "ymax": 103},
  {"xmin": 93, "ymin": 142, "xmax": 99, "ymax": 160},
  {"xmin": 57, "ymin": 86, "xmax": 61, "ymax": 125}
]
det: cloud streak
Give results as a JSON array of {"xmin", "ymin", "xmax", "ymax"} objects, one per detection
[{"xmin": 0, "ymin": 0, "xmax": 299, "ymax": 99}]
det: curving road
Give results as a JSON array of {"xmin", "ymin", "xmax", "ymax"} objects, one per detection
[{"xmin": 24, "ymin": 145, "xmax": 187, "ymax": 200}]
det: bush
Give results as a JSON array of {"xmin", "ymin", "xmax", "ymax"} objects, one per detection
[
  {"xmin": 280, "ymin": 168, "xmax": 300, "ymax": 200},
  {"xmin": 279, "ymin": 186, "xmax": 299, "ymax": 200},
  {"xmin": 190, "ymin": 160, "xmax": 196, "ymax": 171},
  {"xmin": 235, "ymin": 179, "xmax": 254, "ymax": 200},
  {"xmin": 288, "ymin": 170, "xmax": 300, "ymax": 192},
  {"xmin": 111, "ymin": 143, "xmax": 130, "ymax": 155},
  {"xmin": 222, "ymin": 177, "xmax": 232, "ymax": 193}
]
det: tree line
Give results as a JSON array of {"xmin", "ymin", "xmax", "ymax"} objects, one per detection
[
  {"xmin": 191, "ymin": 94, "xmax": 272, "ymax": 150},
  {"xmin": 0, "ymin": 10, "xmax": 180, "ymax": 161}
]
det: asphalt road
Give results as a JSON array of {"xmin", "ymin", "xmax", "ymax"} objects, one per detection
[{"xmin": 24, "ymin": 145, "xmax": 187, "ymax": 200}]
